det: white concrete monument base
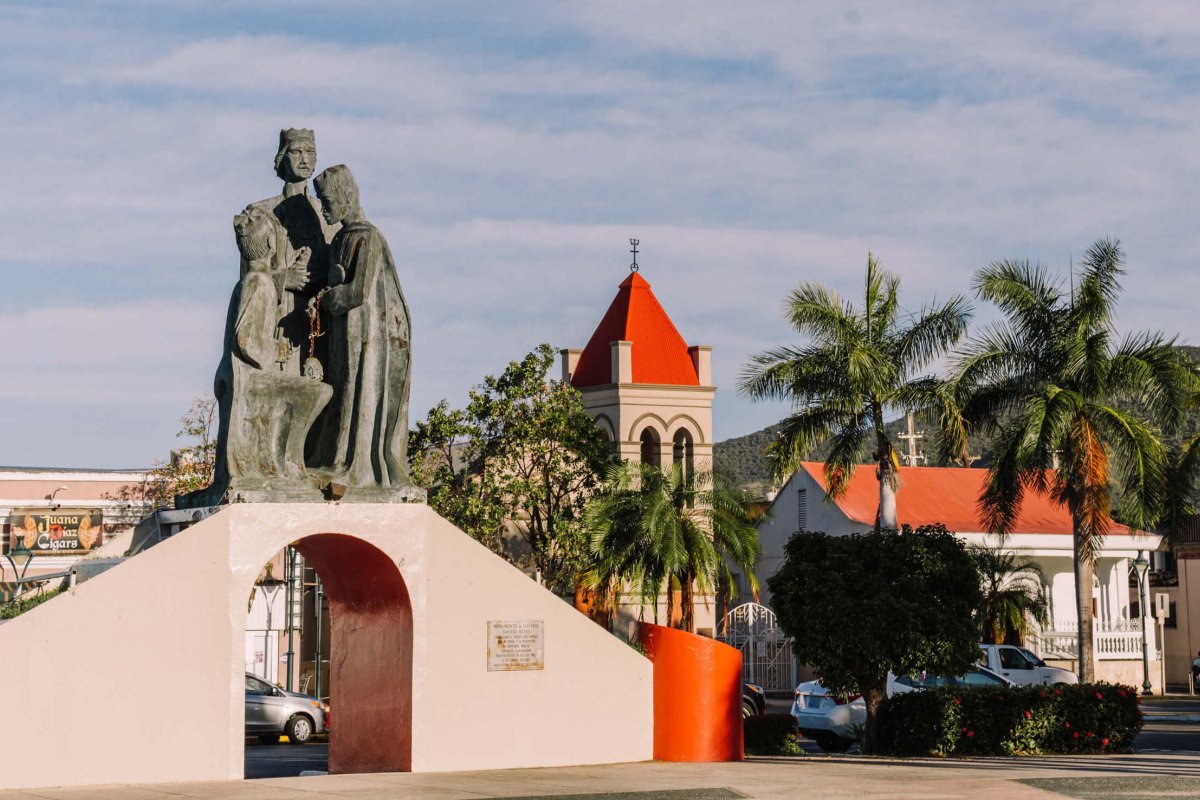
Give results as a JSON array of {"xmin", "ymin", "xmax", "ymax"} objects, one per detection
[{"xmin": 0, "ymin": 504, "xmax": 652, "ymax": 790}]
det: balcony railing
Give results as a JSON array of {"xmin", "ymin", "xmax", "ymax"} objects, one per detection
[{"xmin": 1029, "ymin": 620, "xmax": 1150, "ymax": 661}]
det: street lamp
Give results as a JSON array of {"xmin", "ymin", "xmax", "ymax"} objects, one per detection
[
  {"xmin": 1133, "ymin": 550, "xmax": 1152, "ymax": 696},
  {"xmin": 5, "ymin": 541, "xmax": 34, "ymax": 582}
]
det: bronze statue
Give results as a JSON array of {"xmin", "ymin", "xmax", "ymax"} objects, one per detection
[
  {"xmin": 306, "ymin": 164, "xmax": 420, "ymax": 499},
  {"xmin": 178, "ymin": 133, "xmax": 423, "ymax": 507},
  {"xmin": 244, "ymin": 128, "xmax": 339, "ymax": 373},
  {"xmin": 181, "ymin": 208, "xmax": 333, "ymax": 506}
]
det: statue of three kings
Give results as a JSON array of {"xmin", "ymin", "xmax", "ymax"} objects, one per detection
[{"xmin": 182, "ymin": 128, "xmax": 424, "ymax": 506}]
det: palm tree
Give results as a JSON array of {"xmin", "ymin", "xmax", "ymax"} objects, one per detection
[
  {"xmin": 970, "ymin": 544, "xmax": 1049, "ymax": 645},
  {"xmin": 952, "ymin": 238, "xmax": 1195, "ymax": 681},
  {"xmin": 739, "ymin": 253, "xmax": 972, "ymax": 529},
  {"xmin": 1162, "ymin": 392, "xmax": 1200, "ymax": 539},
  {"xmin": 583, "ymin": 461, "xmax": 762, "ymax": 632}
]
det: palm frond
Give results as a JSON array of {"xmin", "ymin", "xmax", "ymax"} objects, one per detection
[
  {"xmin": 1109, "ymin": 331, "xmax": 1199, "ymax": 432},
  {"xmin": 973, "ymin": 259, "xmax": 1061, "ymax": 341},
  {"xmin": 737, "ymin": 343, "xmax": 848, "ymax": 402},
  {"xmin": 782, "ymin": 283, "xmax": 859, "ymax": 347},
  {"xmin": 1088, "ymin": 403, "xmax": 1166, "ymax": 532},
  {"xmin": 889, "ymin": 294, "xmax": 973, "ymax": 375},
  {"xmin": 1071, "ymin": 237, "xmax": 1123, "ymax": 333}
]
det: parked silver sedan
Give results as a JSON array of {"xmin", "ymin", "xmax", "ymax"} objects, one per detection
[{"xmin": 245, "ymin": 673, "xmax": 328, "ymax": 744}]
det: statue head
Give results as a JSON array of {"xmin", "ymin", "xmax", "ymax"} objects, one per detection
[
  {"xmin": 314, "ymin": 164, "xmax": 361, "ymax": 225},
  {"xmin": 274, "ymin": 128, "xmax": 317, "ymax": 182},
  {"xmin": 234, "ymin": 206, "xmax": 275, "ymax": 266}
]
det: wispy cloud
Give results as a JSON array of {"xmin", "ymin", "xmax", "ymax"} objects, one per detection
[{"xmin": 3, "ymin": 2, "xmax": 1200, "ymax": 466}]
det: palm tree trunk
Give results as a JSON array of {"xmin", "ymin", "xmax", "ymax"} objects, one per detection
[
  {"xmin": 860, "ymin": 679, "xmax": 888, "ymax": 755},
  {"xmin": 873, "ymin": 404, "xmax": 898, "ymax": 531},
  {"xmin": 1072, "ymin": 525, "xmax": 1096, "ymax": 683},
  {"xmin": 665, "ymin": 578, "xmax": 675, "ymax": 629},
  {"xmin": 878, "ymin": 465, "xmax": 898, "ymax": 531},
  {"xmin": 681, "ymin": 570, "xmax": 695, "ymax": 633}
]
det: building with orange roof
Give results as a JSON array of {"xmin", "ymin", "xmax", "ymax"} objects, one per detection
[
  {"xmin": 755, "ymin": 461, "xmax": 1164, "ymax": 689},
  {"xmin": 561, "ymin": 265, "xmax": 717, "ymax": 636}
]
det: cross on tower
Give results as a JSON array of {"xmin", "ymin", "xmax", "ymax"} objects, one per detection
[{"xmin": 629, "ymin": 238, "xmax": 640, "ymax": 272}]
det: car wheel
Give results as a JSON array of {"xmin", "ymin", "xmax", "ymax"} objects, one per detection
[
  {"xmin": 811, "ymin": 732, "xmax": 854, "ymax": 753},
  {"xmin": 286, "ymin": 714, "xmax": 314, "ymax": 744},
  {"xmin": 742, "ymin": 699, "xmax": 758, "ymax": 719}
]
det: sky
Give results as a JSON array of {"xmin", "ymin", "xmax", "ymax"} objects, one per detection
[{"xmin": 4, "ymin": 1, "xmax": 1200, "ymax": 468}]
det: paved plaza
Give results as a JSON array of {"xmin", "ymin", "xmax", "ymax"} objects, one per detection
[{"xmin": 6, "ymin": 754, "xmax": 1200, "ymax": 800}]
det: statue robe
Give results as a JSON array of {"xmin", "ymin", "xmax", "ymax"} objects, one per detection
[
  {"xmin": 181, "ymin": 266, "xmax": 332, "ymax": 507},
  {"xmin": 245, "ymin": 188, "xmax": 339, "ymax": 372},
  {"xmin": 308, "ymin": 220, "xmax": 414, "ymax": 490}
]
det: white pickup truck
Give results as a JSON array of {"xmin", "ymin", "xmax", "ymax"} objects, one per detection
[{"xmin": 978, "ymin": 644, "xmax": 1078, "ymax": 686}]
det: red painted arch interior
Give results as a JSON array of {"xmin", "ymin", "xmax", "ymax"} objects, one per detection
[{"xmin": 292, "ymin": 533, "xmax": 413, "ymax": 774}]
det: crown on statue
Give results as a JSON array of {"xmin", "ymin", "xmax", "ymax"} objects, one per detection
[{"xmin": 279, "ymin": 128, "xmax": 316, "ymax": 148}]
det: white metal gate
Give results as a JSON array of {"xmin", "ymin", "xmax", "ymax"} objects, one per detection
[{"xmin": 719, "ymin": 602, "xmax": 797, "ymax": 691}]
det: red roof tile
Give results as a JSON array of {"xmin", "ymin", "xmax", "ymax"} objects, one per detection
[
  {"xmin": 572, "ymin": 272, "xmax": 700, "ymax": 388},
  {"xmin": 798, "ymin": 462, "xmax": 1136, "ymax": 535}
]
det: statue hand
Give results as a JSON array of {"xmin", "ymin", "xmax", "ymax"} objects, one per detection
[
  {"xmin": 325, "ymin": 285, "xmax": 348, "ymax": 315},
  {"xmin": 291, "ymin": 246, "xmax": 312, "ymax": 269},
  {"xmin": 329, "ymin": 263, "xmax": 346, "ymax": 287},
  {"xmin": 285, "ymin": 264, "xmax": 310, "ymax": 292}
]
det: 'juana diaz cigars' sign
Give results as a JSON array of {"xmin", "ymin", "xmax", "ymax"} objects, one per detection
[{"xmin": 9, "ymin": 510, "xmax": 103, "ymax": 554}]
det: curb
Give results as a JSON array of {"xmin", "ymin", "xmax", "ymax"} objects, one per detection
[{"xmin": 1142, "ymin": 715, "xmax": 1200, "ymax": 722}]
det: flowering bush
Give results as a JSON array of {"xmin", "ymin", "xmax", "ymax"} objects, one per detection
[{"xmin": 875, "ymin": 682, "xmax": 1141, "ymax": 756}]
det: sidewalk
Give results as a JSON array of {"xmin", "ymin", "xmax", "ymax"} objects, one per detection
[{"xmin": 6, "ymin": 754, "xmax": 1200, "ymax": 800}]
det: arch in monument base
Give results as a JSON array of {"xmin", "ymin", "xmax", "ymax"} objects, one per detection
[
  {"xmin": 289, "ymin": 533, "xmax": 413, "ymax": 773},
  {"xmin": 0, "ymin": 504, "xmax": 654, "ymax": 791}
]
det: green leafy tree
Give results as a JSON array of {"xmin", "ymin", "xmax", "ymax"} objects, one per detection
[
  {"xmin": 970, "ymin": 544, "xmax": 1049, "ymax": 645},
  {"xmin": 952, "ymin": 238, "xmax": 1196, "ymax": 681},
  {"xmin": 409, "ymin": 345, "xmax": 611, "ymax": 594},
  {"xmin": 739, "ymin": 253, "xmax": 971, "ymax": 529},
  {"xmin": 109, "ymin": 395, "xmax": 217, "ymax": 509},
  {"xmin": 768, "ymin": 525, "xmax": 981, "ymax": 754},
  {"xmin": 583, "ymin": 460, "xmax": 762, "ymax": 632}
]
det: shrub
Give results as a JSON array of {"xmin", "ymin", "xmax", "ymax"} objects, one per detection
[
  {"xmin": 0, "ymin": 589, "xmax": 61, "ymax": 620},
  {"xmin": 744, "ymin": 713, "xmax": 804, "ymax": 756},
  {"xmin": 876, "ymin": 682, "xmax": 1142, "ymax": 756}
]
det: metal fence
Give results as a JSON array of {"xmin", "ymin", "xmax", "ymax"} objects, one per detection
[{"xmin": 718, "ymin": 602, "xmax": 797, "ymax": 691}]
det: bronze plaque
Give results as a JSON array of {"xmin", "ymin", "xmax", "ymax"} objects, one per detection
[
  {"xmin": 487, "ymin": 620, "xmax": 544, "ymax": 671},
  {"xmin": 9, "ymin": 510, "xmax": 104, "ymax": 555}
]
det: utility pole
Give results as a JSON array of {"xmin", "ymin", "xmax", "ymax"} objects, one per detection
[{"xmin": 897, "ymin": 410, "xmax": 926, "ymax": 466}]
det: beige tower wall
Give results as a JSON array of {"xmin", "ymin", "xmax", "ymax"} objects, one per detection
[
  {"xmin": 569, "ymin": 341, "xmax": 719, "ymax": 635},
  {"xmin": 0, "ymin": 504, "xmax": 653, "ymax": 790}
]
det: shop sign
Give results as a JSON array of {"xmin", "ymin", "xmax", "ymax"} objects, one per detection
[{"xmin": 9, "ymin": 510, "xmax": 104, "ymax": 554}]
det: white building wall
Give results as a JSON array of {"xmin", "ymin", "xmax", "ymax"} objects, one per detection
[{"xmin": 755, "ymin": 469, "xmax": 869, "ymax": 607}]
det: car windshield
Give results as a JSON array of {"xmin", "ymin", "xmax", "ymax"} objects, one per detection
[
  {"xmin": 1018, "ymin": 647, "xmax": 1045, "ymax": 667},
  {"xmin": 245, "ymin": 674, "xmax": 274, "ymax": 696}
]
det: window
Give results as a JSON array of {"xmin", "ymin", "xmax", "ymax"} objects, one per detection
[
  {"xmin": 997, "ymin": 647, "xmax": 1032, "ymax": 670},
  {"xmin": 957, "ymin": 670, "xmax": 1005, "ymax": 686},
  {"xmin": 797, "ymin": 489, "xmax": 807, "ymax": 530},
  {"xmin": 245, "ymin": 675, "xmax": 273, "ymax": 696}
]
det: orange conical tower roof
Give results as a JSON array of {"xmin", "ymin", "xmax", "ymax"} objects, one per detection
[{"xmin": 571, "ymin": 271, "xmax": 700, "ymax": 388}]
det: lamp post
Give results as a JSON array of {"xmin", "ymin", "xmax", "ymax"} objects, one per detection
[
  {"xmin": 5, "ymin": 541, "xmax": 34, "ymax": 583},
  {"xmin": 1134, "ymin": 550, "xmax": 1153, "ymax": 696}
]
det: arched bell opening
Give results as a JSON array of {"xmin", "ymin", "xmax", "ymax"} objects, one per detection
[{"xmin": 639, "ymin": 428, "xmax": 661, "ymax": 467}]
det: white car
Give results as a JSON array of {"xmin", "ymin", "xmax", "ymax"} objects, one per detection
[
  {"xmin": 791, "ymin": 666, "xmax": 1013, "ymax": 753},
  {"xmin": 978, "ymin": 644, "xmax": 1078, "ymax": 686}
]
